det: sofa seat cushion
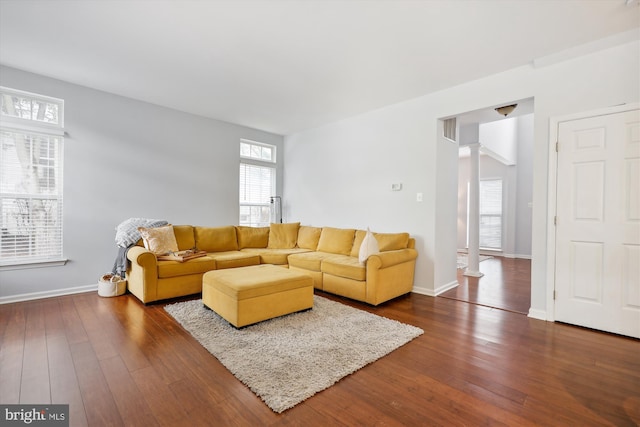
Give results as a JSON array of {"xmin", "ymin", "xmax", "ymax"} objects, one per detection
[
  {"xmin": 157, "ymin": 256, "xmax": 216, "ymax": 279},
  {"xmin": 240, "ymin": 248, "xmax": 311, "ymax": 265},
  {"xmin": 288, "ymin": 251, "xmax": 338, "ymax": 272},
  {"xmin": 206, "ymin": 251, "xmax": 260, "ymax": 270},
  {"xmin": 321, "ymin": 255, "xmax": 366, "ymax": 281}
]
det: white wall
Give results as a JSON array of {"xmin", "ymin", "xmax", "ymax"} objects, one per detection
[
  {"xmin": 515, "ymin": 114, "xmax": 534, "ymax": 257},
  {"xmin": 0, "ymin": 66, "xmax": 283, "ymax": 302},
  {"xmin": 479, "ymin": 117, "xmax": 517, "ymax": 165},
  {"xmin": 283, "ymin": 40, "xmax": 640, "ymax": 315}
]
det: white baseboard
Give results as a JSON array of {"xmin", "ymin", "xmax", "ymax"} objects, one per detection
[
  {"xmin": 502, "ymin": 253, "xmax": 532, "ymax": 260},
  {"xmin": 528, "ymin": 308, "xmax": 547, "ymax": 321},
  {"xmin": 412, "ymin": 280, "xmax": 458, "ymax": 297},
  {"xmin": 458, "ymin": 250, "xmax": 532, "ymax": 260},
  {"xmin": 412, "ymin": 285, "xmax": 436, "ymax": 297},
  {"xmin": 0, "ymin": 284, "xmax": 98, "ymax": 305},
  {"xmin": 435, "ymin": 280, "xmax": 459, "ymax": 295}
]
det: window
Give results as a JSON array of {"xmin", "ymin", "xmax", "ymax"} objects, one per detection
[
  {"xmin": 479, "ymin": 179, "xmax": 503, "ymax": 250},
  {"xmin": 240, "ymin": 140, "xmax": 274, "ymax": 163},
  {"xmin": 239, "ymin": 140, "xmax": 276, "ymax": 227},
  {"xmin": 443, "ymin": 117, "xmax": 456, "ymax": 142},
  {"xmin": 1, "ymin": 87, "xmax": 64, "ymax": 266}
]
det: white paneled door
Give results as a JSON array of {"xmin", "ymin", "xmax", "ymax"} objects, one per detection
[{"xmin": 555, "ymin": 108, "xmax": 640, "ymax": 338}]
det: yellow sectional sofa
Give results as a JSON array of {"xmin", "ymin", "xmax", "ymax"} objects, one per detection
[{"xmin": 126, "ymin": 223, "xmax": 418, "ymax": 305}]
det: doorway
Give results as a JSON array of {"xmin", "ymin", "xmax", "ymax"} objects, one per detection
[
  {"xmin": 441, "ymin": 99, "xmax": 534, "ymax": 314},
  {"xmin": 441, "ymin": 257, "xmax": 531, "ymax": 314}
]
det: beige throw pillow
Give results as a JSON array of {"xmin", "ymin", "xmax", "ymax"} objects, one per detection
[
  {"xmin": 138, "ymin": 225, "xmax": 178, "ymax": 255},
  {"xmin": 359, "ymin": 227, "xmax": 380, "ymax": 264}
]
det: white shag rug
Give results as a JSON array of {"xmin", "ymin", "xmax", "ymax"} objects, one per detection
[
  {"xmin": 164, "ymin": 295, "xmax": 423, "ymax": 413},
  {"xmin": 457, "ymin": 254, "xmax": 493, "ymax": 269}
]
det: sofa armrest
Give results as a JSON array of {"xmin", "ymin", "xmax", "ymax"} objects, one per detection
[
  {"xmin": 364, "ymin": 248, "xmax": 417, "ymax": 305},
  {"xmin": 126, "ymin": 246, "xmax": 159, "ymax": 303},
  {"xmin": 366, "ymin": 248, "xmax": 418, "ymax": 270},
  {"xmin": 127, "ymin": 246, "xmax": 157, "ymax": 268}
]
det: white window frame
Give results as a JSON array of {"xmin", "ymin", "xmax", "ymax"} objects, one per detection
[
  {"xmin": 1, "ymin": 87, "xmax": 66, "ymax": 269},
  {"xmin": 478, "ymin": 178, "xmax": 503, "ymax": 250},
  {"xmin": 239, "ymin": 139, "xmax": 276, "ymax": 227}
]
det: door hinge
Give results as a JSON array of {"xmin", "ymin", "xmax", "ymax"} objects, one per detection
[
  {"xmin": 556, "ymin": 142, "xmax": 559, "ymax": 152},
  {"xmin": 553, "ymin": 290, "xmax": 557, "ymax": 300},
  {"xmin": 554, "ymin": 216, "xmax": 557, "ymax": 226}
]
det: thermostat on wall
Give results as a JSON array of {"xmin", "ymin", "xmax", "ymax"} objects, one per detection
[{"xmin": 391, "ymin": 183, "xmax": 403, "ymax": 191}]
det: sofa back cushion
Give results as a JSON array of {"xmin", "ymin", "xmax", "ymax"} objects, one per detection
[
  {"xmin": 267, "ymin": 222, "xmax": 300, "ymax": 249},
  {"xmin": 297, "ymin": 226, "xmax": 322, "ymax": 250},
  {"xmin": 350, "ymin": 230, "xmax": 367, "ymax": 257},
  {"xmin": 236, "ymin": 226, "xmax": 270, "ymax": 249},
  {"xmin": 374, "ymin": 232, "xmax": 410, "ymax": 252},
  {"xmin": 317, "ymin": 227, "xmax": 355, "ymax": 255},
  {"xmin": 173, "ymin": 225, "xmax": 196, "ymax": 251},
  {"xmin": 195, "ymin": 226, "xmax": 239, "ymax": 252}
]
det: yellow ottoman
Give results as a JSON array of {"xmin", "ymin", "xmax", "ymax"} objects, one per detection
[{"xmin": 202, "ymin": 264, "xmax": 314, "ymax": 327}]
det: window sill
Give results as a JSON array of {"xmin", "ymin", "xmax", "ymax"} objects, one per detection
[{"xmin": 0, "ymin": 259, "xmax": 68, "ymax": 271}]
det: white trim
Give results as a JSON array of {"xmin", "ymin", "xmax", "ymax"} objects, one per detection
[
  {"xmin": 533, "ymin": 28, "xmax": 640, "ymax": 69},
  {"xmin": 0, "ymin": 283, "xmax": 98, "ymax": 304},
  {"xmin": 413, "ymin": 280, "xmax": 458, "ymax": 297},
  {"xmin": 435, "ymin": 280, "xmax": 459, "ymax": 295},
  {"xmin": 0, "ymin": 258, "xmax": 68, "ymax": 271},
  {"xmin": 479, "ymin": 145, "xmax": 515, "ymax": 166},
  {"xmin": 0, "ymin": 85, "xmax": 63, "ymax": 106},
  {"xmin": 411, "ymin": 285, "xmax": 436, "ymax": 297},
  {"xmin": 463, "ymin": 270, "xmax": 484, "ymax": 277},
  {"xmin": 502, "ymin": 253, "xmax": 532, "ymax": 259},
  {"xmin": 0, "ymin": 121, "xmax": 65, "ymax": 136},
  {"xmin": 546, "ymin": 102, "xmax": 640, "ymax": 323},
  {"xmin": 527, "ymin": 308, "xmax": 547, "ymax": 321}
]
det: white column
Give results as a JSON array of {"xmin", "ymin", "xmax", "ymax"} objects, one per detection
[{"xmin": 465, "ymin": 143, "xmax": 484, "ymax": 277}]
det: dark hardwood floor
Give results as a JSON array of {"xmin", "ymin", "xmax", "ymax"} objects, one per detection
[
  {"xmin": 441, "ymin": 256, "xmax": 532, "ymax": 314},
  {"xmin": 1, "ymin": 280, "xmax": 639, "ymax": 426}
]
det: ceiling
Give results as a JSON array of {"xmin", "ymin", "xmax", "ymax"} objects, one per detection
[{"xmin": 1, "ymin": 1, "xmax": 638, "ymax": 135}]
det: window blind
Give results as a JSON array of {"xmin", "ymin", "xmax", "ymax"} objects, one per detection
[{"xmin": 479, "ymin": 179, "xmax": 502, "ymax": 250}]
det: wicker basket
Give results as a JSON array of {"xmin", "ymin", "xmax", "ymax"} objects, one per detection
[{"xmin": 98, "ymin": 274, "xmax": 127, "ymax": 297}]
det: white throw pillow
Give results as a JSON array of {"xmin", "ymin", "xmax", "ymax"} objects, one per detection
[{"xmin": 359, "ymin": 227, "xmax": 380, "ymax": 264}]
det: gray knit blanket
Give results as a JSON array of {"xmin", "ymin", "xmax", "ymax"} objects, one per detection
[
  {"xmin": 112, "ymin": 218, "xmax": 168, "ymax": 277},
  {"xmin": 115, "ymin": 217, "xmax": 168, "ymax": 248}
]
